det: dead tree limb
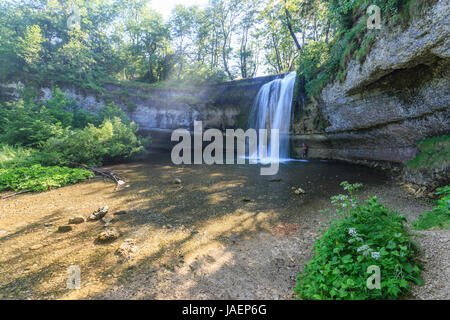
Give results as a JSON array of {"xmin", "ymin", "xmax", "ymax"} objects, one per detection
[
  {"xmin": 1, "ymin": 191, "xmax": 30, "ymax": 200},
  {"xmin": 76, "ymin": 164, "xmax": 126, "ymax": 190}
]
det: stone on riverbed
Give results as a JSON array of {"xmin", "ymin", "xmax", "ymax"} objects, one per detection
[
  {"xmin": 88, "ymin": 206, "xmax": 109, "ymax": 221},
  {"xmin": 97, "ymin": 228, "xmax": 120, "ymax": 243},
  {"xmin": 58, "ymin": 225, "xmax": 73, "ymax": 232},
  {"xmin": 173, "ymin": 178, "xmax": 182, "ymax": 184},
  {"xmin": 68, "ymin": 216, "xmax": 85, "ymax": 224}
]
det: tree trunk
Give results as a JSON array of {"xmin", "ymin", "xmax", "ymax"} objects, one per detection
[{"xmin": 284, "ymin": 0, "xmax": 302, "ymax": 51}]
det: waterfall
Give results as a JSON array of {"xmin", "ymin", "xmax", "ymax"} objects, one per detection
[{"xmin": 248, "ymin": 72, "xmax": 296, "ymax": 162}]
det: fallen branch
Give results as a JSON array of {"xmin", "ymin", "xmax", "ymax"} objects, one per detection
[
  {"xmin": 1, "ymin": 190, "xmax": 30, "ymax": 200},
  {"xmin": 78, "ymin": 164, "xmax": 126, "ymax": 190}
]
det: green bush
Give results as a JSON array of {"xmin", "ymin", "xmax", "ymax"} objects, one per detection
[
  {"xmin": 0, "ymin": 99, "xmax": 67, "ymax": 148},
  {"xmin": 0, "ymin": 88, "xmax": 147, "ymax": 166},
  {"xmin": 295, "ymin": 182, "xmax": 422, "ymax": 300},
  {"xmin": 413, "ymin": 186, "xmax": 450, "ymax": 230},
  {"xmin": 39, "ymin": 117, "xmax": 147, "ymax": 167},
  {"xmin": 0, "ymin": 165, "xmax": 94, "ymax": 192},
  {"xmin": 0, "ymin": 88, "xmax": 134, "ymax": 148},
  {"xmin": 0, "ymin": 144, "xmax": 39, "ymax": 169},
  {"xmin": 0, "ymin": 89, "xmax": 148, "ymax": 192}
]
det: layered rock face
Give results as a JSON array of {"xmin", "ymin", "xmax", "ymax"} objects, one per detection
[{"xmin": 293, "ymin": 0, "xmax": 449, "ymax": 171}]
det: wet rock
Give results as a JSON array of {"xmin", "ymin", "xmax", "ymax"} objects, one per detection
[
  {"xmin": 68, "ymin": 216, "xmax": 85, "ymax": 224},
  {"xmin": 173, "ymin": 178, "xmax": 182, "ymax": 184},
  {"xmin": 97, "ymin": 227, "xmax": 120, "ymax": 243},
  {"xmin": 58, "ymin": 225, "xmax": 73, "ymax": 232},
  {"xmin": 294, "ymin": 187, "xmax": 305, "ymax": 195},
  {"xmin": 88, "ymin": 206, "xmax": 109, "ymax": 221}
]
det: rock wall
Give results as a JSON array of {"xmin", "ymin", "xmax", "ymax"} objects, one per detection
[{"xmin": 292, "ymin": 0, "xmax": 449, "ymax": 172}]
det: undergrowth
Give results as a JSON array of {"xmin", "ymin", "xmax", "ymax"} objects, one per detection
[
  {"xmin": 295, "ymin": 181, "xmax": 422, "ymax": 300},
  {"xmin": 0, "ymin": 165, "xmax": 94, "ymax": 192},
  {"xmin": 413, "ymin": 186, "xmax": 450, "ymax": 230},
  {"xmin": 406, "ymin": 135, "xmax": 450, "ymax": 171}
]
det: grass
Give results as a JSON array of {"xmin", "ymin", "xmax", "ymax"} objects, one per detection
[
  {"xmin": 413, "ymin": 186, "xmax": 450, "ymax": 230},
  {"xmin": 0, "ymin": 144, "xmax": 37, "ymax": 169},
  {"xmin": 406, "ymin": 135, "xmax": 450, "ymax": 171}
]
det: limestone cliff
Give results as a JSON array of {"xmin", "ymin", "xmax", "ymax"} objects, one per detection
[{"xmin": 292, "ymin": 0, "xmax": 449, "ymax": 187}]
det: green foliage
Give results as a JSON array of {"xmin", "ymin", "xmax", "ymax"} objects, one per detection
[
  {"xmin": 0, "ymin": 87, "xmax": 137, "ymax": 149},
  {"xmin": 0, "ymin": 165, "xmax": 94, "ymax": 192},
  {"xmin": 295, "ymin": 181, "xmax": 422, "ymax": 300},
  {"xmin": 0, "ymin": 88, "xmax": 147, "ymax": 192},
  {"xmin": 413, "ymin": 186, "xmax": 450, "ymax": 230},
  {"xmin": 0, "ymin": 144, "xmax": 38, "ymax": 169},
  {"xmin": 296, "ymin": 41, "xmax": 331, "ymax": 81},
  {"xmin": 39, "ymin": 117, "xmax": 147, "ymax": 167},
  {"xmin": 406, "ymin": 135, "xmax": 450, "ymax": 171}
]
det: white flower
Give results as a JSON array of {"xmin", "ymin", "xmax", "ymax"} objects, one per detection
[
  {"xmin": 371, "ymin": 251, "xmax": 380, "ymax": 260},
  {"xmin": 357, "ymin": 245, "xmax": 369, "ymax": 252},
  {"xmin": 348, "ymin": 228, "xmax": 358, "ymax": 237}
]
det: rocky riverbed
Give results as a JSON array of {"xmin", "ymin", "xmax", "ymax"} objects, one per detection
[{"xmin": 0, "ymin": 154, "xmax": 447, "ymax": 299}]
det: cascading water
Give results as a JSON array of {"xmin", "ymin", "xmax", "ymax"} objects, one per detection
[{"xmin": 248, "ymin": 72, "xmax": 296, "ymax": 162}]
